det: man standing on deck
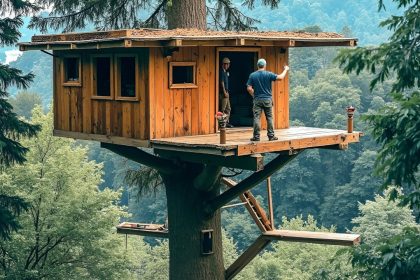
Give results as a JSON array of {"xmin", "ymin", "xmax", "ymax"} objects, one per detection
[
  {"xmin": 219, "ymin": 57, "xmax": 234, "ymax": 128},
  {"xmin": 246, "ymin": 58, "xmax": 289, "ymax": 141}
]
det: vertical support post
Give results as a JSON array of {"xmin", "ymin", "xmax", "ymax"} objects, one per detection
[
  {"xmin": 216, "ymin": 112, "xmax": 228, "ymax": 144},
  {"xmin": 219, "ymin": 128, "xmax": 226, "ymax": 144},
  {"xmin": 266, "ymin": 177, "xmax": 274, "ymax": 229},
  {"xmin": 346, "ymin": 106, "xmax": 355, "ymax": 133}
]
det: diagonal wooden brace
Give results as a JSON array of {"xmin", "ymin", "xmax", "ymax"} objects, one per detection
[{"xmin": 203, "ymin": 153, "xmax": 298, "ymax": 215}]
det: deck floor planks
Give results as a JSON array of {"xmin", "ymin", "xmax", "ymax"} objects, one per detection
[{"xmin": 150, "ymin": 127, "xmax": 361, "ymax": 156}]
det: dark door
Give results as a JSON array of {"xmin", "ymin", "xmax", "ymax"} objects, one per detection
[{"xmin": 219, "ymin": 51, "xmax": 257, "ymax": 127}]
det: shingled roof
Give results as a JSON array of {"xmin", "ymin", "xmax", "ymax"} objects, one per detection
[{"xmin": 18, "ymin": 28, "xmax": 357, "ymax": 50}]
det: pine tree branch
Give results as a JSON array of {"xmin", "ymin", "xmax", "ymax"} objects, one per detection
[{"xmin": 141, "ymin": 0, "xmax": 169, "ymax": 28}]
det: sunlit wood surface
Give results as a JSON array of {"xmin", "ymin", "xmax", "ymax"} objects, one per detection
[{"xmin": 151, "ymin": 126, "xmax": 361, "ymax": 156}]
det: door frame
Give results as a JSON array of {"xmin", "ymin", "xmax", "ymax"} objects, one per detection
[{"xmin": 215, "ymin": 47, "xmax": 261, "ymax": 128}]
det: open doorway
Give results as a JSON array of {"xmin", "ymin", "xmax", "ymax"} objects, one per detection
[{"xmin": 218, "ymin": 50, "xmax": 258, "ymax": 127}]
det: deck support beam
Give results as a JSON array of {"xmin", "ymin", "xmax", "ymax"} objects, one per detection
[
  {"xmin": 155, "ymin": 149, "xmax": 265, "ymax": 171},
  {"xmin": 225, "ymin": 236, "xmax": 272, "ymax": 280},
  {"xmin": 203, "ymin": 153, "xmax": 299, "ymax": 215},
  {"xmin": 100, "ymin": 143, "xmax": 179, "ymax": 175}
]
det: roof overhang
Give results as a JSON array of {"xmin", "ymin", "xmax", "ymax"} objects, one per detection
[{"xmin": 18, "ymin": 28, "xmax": 357, "ymax": 51}]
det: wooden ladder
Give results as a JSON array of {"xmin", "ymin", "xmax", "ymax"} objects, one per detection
[
  {"xmin": 222, "ymin": 177, "xmax": 272, "ymax": 232},
  {"xmin": 222, "ymin": 176, "xmax": 361, "ymax": 280}
]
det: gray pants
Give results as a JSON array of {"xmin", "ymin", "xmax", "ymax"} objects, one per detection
[{"xmin": 253, "ymin": 99, "xmax": 275, "ymax": 139}]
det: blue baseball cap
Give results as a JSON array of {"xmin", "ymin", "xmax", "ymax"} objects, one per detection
[{"xmin": 257, "ymin": 58, "xmax": 266, "ymax": 67}]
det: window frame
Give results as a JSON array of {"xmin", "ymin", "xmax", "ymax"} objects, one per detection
[
  {"xmin": 91, "ymin": 54, "xmax": 114, "ymax": 100},
  {"xmin": 169, "ymin": 61, "xmax": 198, "ymax": 89},
  {"xmin": 62, "ymin": 55, "xmax": 82, "ymax": 87},
  {"xmin": 115, "ymin": 54, "xmax": 139, "ymax": 101}
]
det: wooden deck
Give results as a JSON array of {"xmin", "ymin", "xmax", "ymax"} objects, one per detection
[{"xmin": 151, "ymin": 127, "xmax": 361, "ymax": 156}]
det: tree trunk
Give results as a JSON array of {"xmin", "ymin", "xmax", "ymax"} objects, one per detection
[
  {"xmin": 167, "ymin": 0, "xmax": 206, "ymax": 30},
  {"xmin": 163, "ymin": 172, "xmax": 224, "ymax": 280}
]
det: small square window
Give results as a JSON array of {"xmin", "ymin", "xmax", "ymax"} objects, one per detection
[
  {"xmin": 169, "ymin": 62, "xmax": 197, "ymax": 89},
  {"xmin": 92, "ymin": 56, "xmax": 112, "ymax": 99},
  {"xmin": 63, "ymin": 57, "xmax": 81, "ymax": 86}
]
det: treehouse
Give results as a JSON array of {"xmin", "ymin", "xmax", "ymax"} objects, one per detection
[
  {"xmin": 19, "ymin": 29, "xmax": 363, "ymax": 279},
  {"xmin": 19, "ymin": 29, "xmax": 361, "ymax": 163}
]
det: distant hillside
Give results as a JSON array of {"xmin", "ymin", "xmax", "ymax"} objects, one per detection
[{"xmin": 246, "ymin": 0, "xmax": 397, "ymax": 45}]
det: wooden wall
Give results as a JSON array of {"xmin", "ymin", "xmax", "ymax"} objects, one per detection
[
  {"xmin": 149, "ymin": 47, "xmax": 216, "ymax": 139},
  {"xmin": 53, "ymin": 45, "xmax": 289, "ymax": 143},
  {"xmin": 53, "ymin": 49, "xmax": 149, "ymax": 140}
]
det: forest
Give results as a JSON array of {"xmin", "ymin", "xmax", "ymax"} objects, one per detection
[{"xmin": 1, "ymin": 0, "xmax": 419, "ymax": 279}]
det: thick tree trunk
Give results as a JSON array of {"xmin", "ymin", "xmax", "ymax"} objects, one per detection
[
  {"xmin": 163, "ymin": 172, "xmax": 224, "ymax": 280},
  {"xmin": 167, "ymin": 0, "xmax": 206, "ymax": 30}
]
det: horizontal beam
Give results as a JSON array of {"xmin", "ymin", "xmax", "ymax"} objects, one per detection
[
  {"xmin": 116, "ymin": 222, "xmax": 168, "ymax": 238},
  {"xmin": 263, "ymin": 230, "xmax": 361, "ymax": 246},
  {"xmin": 151, "ymin": 142, "xmax": 236, "ymax": 156},
  {"xmin": 53, "ymin": 130, "xmax": 151, "ymax": 148},
  {"xmin": 155, "ymin": 149, "xmax": 264, "ymax": 171}
]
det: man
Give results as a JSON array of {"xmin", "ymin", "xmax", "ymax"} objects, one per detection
[
  {"xmin": 219, "ymin": 57, "xmax": 234, "ymax": 128},
  {"xmin": 246, "ymin": 58, "xmax": 289, "ymax": 141}
]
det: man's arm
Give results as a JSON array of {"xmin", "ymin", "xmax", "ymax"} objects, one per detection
[
  {"xmin": 220, "ymin": 81, "xmax": 229, "ymax": 98},
  {"xmin": 247, "ymin": 85, "xmax": 254, "ymax": 97},
  {"xmin": 276, "ymin": 65, "xmax": 290, "ymax": 80}
]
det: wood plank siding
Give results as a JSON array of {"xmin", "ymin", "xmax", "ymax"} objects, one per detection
[
  {"xmin": 53, "ymin": 46, "xmax": 289, "ymax": 143},
  {"xmin": 149, "ymin": 46, "xmax": 217, "ymax": 139},
  {"xmin": 53, "ymin": 49, "xmax": 149, "ymax": 141}
]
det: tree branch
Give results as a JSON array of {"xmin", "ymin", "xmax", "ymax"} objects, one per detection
[
  {"xmin": 142, "ymin": 0, "xmax": 169, "ymax": 27},
  {"xmin": 100, "ymin": 143, "xmax": 178, "ymax": 175},
  {"xmin": 202, "ymin": 153, "xmax": 299, "ymax": 215}
]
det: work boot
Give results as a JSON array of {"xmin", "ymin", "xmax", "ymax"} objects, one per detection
[
  {"xmin": 268, "ymin": 136, "xmax": 278, "ymax": 141},
  {"xmin": 250, "ymin": 137, "xmax": 260, "ymax": 142}
]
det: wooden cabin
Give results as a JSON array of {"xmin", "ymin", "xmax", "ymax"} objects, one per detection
[{"xmin": 19, "ymin": 29, "xmax": 360, "ymax": 160}]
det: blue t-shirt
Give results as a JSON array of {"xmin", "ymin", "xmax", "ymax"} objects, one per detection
[{"xmin": 246, "ymin": 70, "xmax": 277, "ymax": 100}]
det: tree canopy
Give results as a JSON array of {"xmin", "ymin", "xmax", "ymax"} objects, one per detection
[
  {"xmin": 0, "ymin": 0, "xmax": 41, "ymax": 240},
  {"xmin": 28, "ymin": 0, "xmax": 282, "ymax": 32},
  {"xmin": 335, "ymin": 0, "xmax": 419, "ymax": 207}
]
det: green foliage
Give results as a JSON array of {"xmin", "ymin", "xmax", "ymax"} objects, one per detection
[
  {"xmin": 237, "ymin": 216, "xmax": 352, "ymax": 280},
  {"xmin": 336, "ymin": 0, "xmax": 419, "ymax": 93},
  {"xmin": 336, "ymin": 0, "xmax": 420, "ymax": 208},
  {"xmin": 352, "ymin": 190, "xmax": 417, "ymax": 245},
  {"xmin": 320, "ymin": 150, "xmax": 382, "ymax": 230},
  {"xmin": 349, "ymin": 190, "xmax": 420, "ymax": 279},
  {"xmin": 9, "ymin": 52, "xmax": 53, "ymax": 104},
  {"xmin": 29, "ymin": 0, "xmax": 282, "ymax": 32},
  {"xmin": 0, "ymin": 195, "xmax": 29, "ymax": 240},
  {"xmin": 364, "ymin": 92, "xmax": 420, "ymax": 204},
  {"xmin": 352, "ymin": 227, "xmax": 420, "ymax": 280},
  {"xmin": 9, "ymin": 91, "xmax": 43, "ymax": 119},
  {"xmin": 0, "ymin": 108, "xmax": 139, "ymax": 279},
  {"xmin": 0, "ymin": 0, "xmax": 41, "ymax": 241}
]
